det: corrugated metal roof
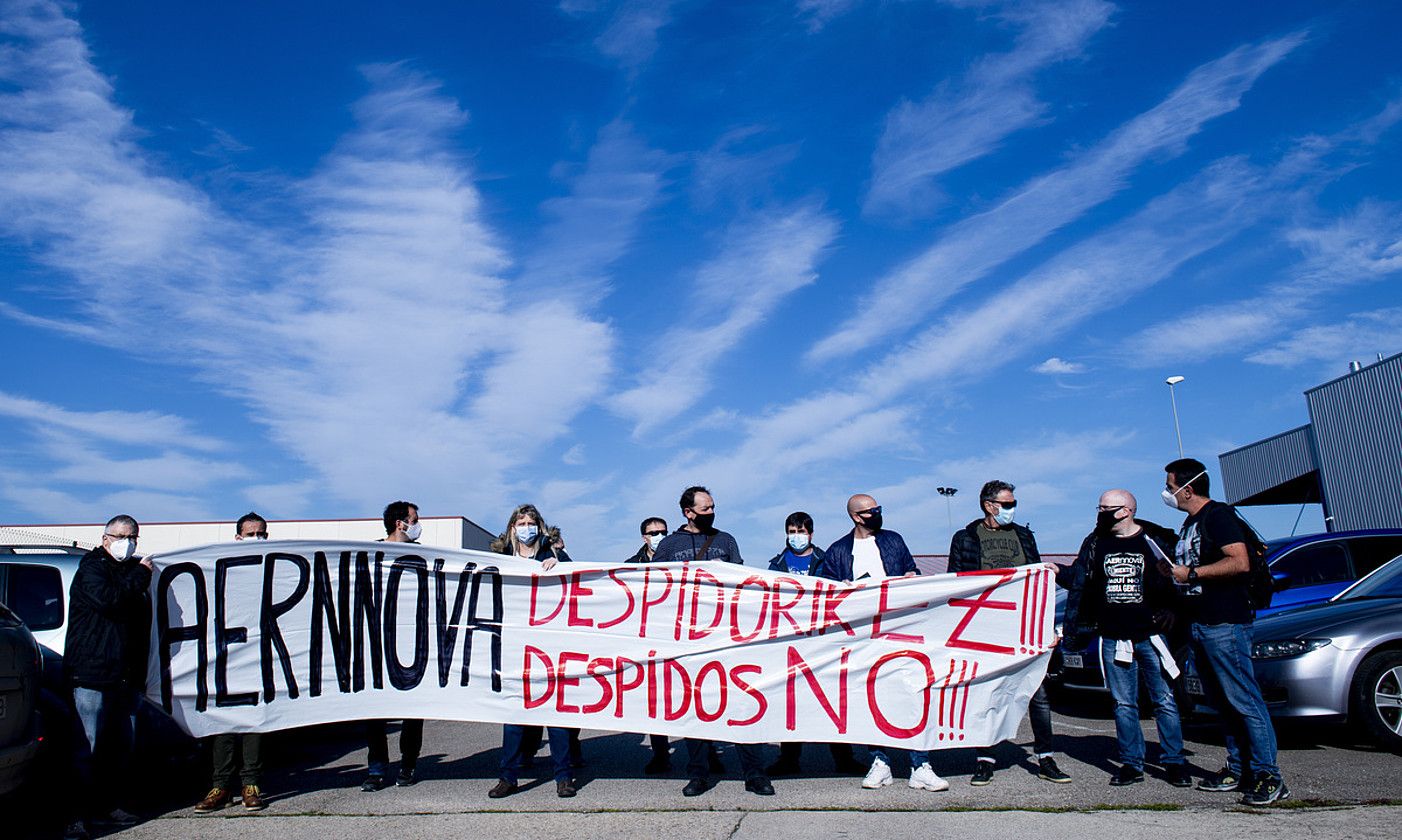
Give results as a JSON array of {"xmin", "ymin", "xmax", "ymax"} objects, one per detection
[
  {"xmin": 1307, "ymin": 353, "xmax": 1402, "ymax": 531},
  {"xmin": 1219, "ymin": 424, "xmax": 1318, "ymax": 505}
]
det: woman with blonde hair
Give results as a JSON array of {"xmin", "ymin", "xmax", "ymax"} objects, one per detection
[{"xmin": 488, "ymin": 503, "xmax": 579, "ymax": 798}]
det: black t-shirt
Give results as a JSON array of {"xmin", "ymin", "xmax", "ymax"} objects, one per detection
[
  {"xmin": 1085, "ymin": 531, "xmax": 1171, "ymax": 641},
  {"xmin": 1175, "ymin": 500, "xmax": 1251, "ymax": 625},
  {"xmin": 652, "ymin": 528, "xmax": 744, "ymax": 565}
]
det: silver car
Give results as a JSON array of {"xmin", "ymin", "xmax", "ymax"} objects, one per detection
[{"xmin": 1250, "ymin": 553, "xmax": 1402, "ymax": 750}]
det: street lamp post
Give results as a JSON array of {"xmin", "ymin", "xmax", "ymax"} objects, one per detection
[
  {"xmin": 936, "ymin": 486, "xmax": 958, "ymax": 530},
  {"xmin": 1165, "ymin": 375, "xmax": 1185, "ymax": 458}
]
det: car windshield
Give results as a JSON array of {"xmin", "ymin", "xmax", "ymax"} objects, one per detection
[{"xmin": 1336, "ymin": 554, "xmax": 1402, "ymax": 601}]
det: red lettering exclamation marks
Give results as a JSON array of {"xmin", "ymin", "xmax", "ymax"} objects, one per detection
[
  {"xmin": 956, "ymin": 662, "xmax": 979, "ymax": 740},
  {"xmin": 1035, "ymin": 568, "xmax": 1047, "ymax": 650},
  {"xmin": 935, "ymin": 658, "xmax": 956, "ymax": 739}
]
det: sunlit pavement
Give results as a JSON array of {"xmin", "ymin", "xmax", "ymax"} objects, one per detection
[{"xmin": 16, "ymin": 695, "xmax": 1402, "ymax": 839}]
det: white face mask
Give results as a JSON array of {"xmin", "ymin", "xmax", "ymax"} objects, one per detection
[
  {"xmin": 1162, "ymin": 470, "xmax": 1207, "ymax": 510},
  {"xmin": 107, "ymin": 537, "xmax": 135, "ymax": 561},
  {"xmin": 515, "ymin": 524, "xmax": 539, "ymax": 545},
  {"xmin": 787, "ymin": 533, "xmax": 811, "ymax": 552},
  {"xmin": 647, "ymin": 533, "xmax": 665, "ymax": 550},
  {"xmin": 405, "ymin": 521, "xmax": 422, "ymax": 541},
  {"xmin": 993, "ymin": 506, "xmax": 1016, "ymax": 527}
]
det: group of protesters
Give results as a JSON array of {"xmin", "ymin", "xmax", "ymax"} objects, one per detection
[{"xmin": 55, "ymin": 455, "xmax": 1288, "ymax": 838}]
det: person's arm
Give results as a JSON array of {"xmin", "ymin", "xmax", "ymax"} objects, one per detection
[
  {"xmin": 947, "ymin": 530, "xmax": 970, "ymax": 573},
  {"xmin": 72, "ymin": 560, "xmax": 151, "ymax": 619},
  {"xmin": 725, "ymin": 533, "xmax": 744, "ymax": 565}
]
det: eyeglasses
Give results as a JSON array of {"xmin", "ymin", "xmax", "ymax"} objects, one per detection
[
  {"xmin": 242, "ymin": 531, "xmax": 269, "ymax": 539},
  {"xmin": 857, "ymin": 506, "xmax": 882, "ymax": 518},
  {"xmin": 1097, "ymin": 505, "xmax": 1127, "ymax": 513},
  {"xmin": 990, "ymin": 500, "xmax": 1017, "ymax": 510},
  {"xmin": 104, "ymin": 532, "xmax": 138, "ymax": 541},
  {"xmin": 643, "ymin": 530, "xmax": 667, "ymax": 537}
]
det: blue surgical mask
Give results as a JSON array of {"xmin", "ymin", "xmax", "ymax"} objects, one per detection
[
  {"xmin": 515, "ymin": 524, "xmax": 539, "ymax": 544},
  {"xmin": 994, "ymin": 506, "xmax": 1016, "ymax": 527},
  {"xmin": 787, "ymin": 533, "xmax": 810, "ymax": 552}
]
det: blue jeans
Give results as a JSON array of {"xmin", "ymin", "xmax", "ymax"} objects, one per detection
[
  {"xmin": 500, "ymin": 724, "xmax": 571, "ymax": 784},
  {"xmin": 72, "ymin": 685, "xmax": 139, "ymax": 813},
  {"xmin": 1101, "ymin": 638, "xmax": 1184, "ymax": 771},
  {"xmin": 868, "ymin": 747, "xmax": 929, "ymax": 768},
  {"xmin": 1191, "ymin": 622, "xmax": 1280, "ymax": 781}
]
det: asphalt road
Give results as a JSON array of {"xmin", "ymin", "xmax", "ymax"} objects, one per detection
[{"xmin": 9, "ymin": 692, "xmax": 1400, "ymax": 839}]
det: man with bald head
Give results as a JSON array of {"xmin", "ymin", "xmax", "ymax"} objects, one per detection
[
  {"xmin": 1065, "ymin": 490, "xmax": 1187, "ymax": 788},
  {"xmin": 816, "ymin": 495, "xmax": 948, "ymax": 793}
]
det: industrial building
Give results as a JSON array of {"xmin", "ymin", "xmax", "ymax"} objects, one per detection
[
  {"xmin": 1220, "ymin": 351, "xmax": 1402, "ymax": 532},
  {"xmin": 0, "ymin": 515, "xmax": 497, "ymax": 555}
]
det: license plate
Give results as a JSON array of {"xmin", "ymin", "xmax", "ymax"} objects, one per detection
[
  {"xmin": 1062, "ymin": 653, "xmax": 1084, "ymax": 669},
  {"xmin": 1185, "ymin": 676, "xmax": 1204, "ymax": 696}
]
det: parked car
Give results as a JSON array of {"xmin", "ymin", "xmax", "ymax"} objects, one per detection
[
  {"xmin": 0, "ymin": 544, "xmax": 197, "ymax": 790},
  {"xmin": 0, "ymin": 600, "xmax": 43, "ymax": 797},
  {"xmin": 1250, "ymin": 553, "xmax": 1402, "ymax": 750},
  {"xmin": 1051, "ymin": 529, "xmax": 1402, "ymax": 701}
]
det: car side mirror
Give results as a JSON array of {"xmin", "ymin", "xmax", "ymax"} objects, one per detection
[{"xmin": 1271, "ymin": 571, "xmax": 1291, "ymax": 592}]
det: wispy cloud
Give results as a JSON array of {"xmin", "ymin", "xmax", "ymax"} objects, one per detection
[
  {"xmin": 691, "ymin": 126, "xmax": 800, "ymax": 212},
  {"xmin": 810, "ymin": 31, "xmax": 1307, "ymax": 364},
  {"xmin": 520, "ymin": 119, "xmax": 672, "ymax": 302},
  {"xmin": 562, "ymin": 0, "xmax": 679, "ymax": 73},
  {"xmin": 1247, "ymin": 307, "xmax": 1401, "ymax": 369},
  {"xmin": 796, "ymin": 0, "xmax": 858, "ymax": 33},
  {"xmin": 0, "ymin": 391, "xmax": 225, "ymax": 451},
  {"xmin": 609, "ymin": 200, "xmax": 839, "ymax": 437},
  {"xmin": 1122, "ymin": 197, "xmax": 1402, "ymax": 367},
  {"xmin": 865, "ymin": 0, "xmax": 1114, "ymax": 219},
  {"xmin": 1032, "ymin": 357, "xmax": 1087, "ymax": 375},
  {"xmin": 0, "ymin": 3, "xmax": 615, "ymax": 522}
]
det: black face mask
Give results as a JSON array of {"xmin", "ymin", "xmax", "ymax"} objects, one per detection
[
  {"xmin": 691, "ymin": 512, "xmax": 715, "ymax": 532},
  {"xmin": 1096, "ymin": 509, "xmax": 1122, "ymax": 533},
  {"xmin": 861, "ymin": 512, "xmax": 883, "ymax": 532}
]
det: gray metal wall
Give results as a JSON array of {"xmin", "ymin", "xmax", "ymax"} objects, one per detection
[
  {"xmin": 1220, "ymin": 424, "xmax": 1316, "ymax": 505},
  {"xmin": 1307, "ymin": 353, "xmax": 1402, "ymax": 531}
]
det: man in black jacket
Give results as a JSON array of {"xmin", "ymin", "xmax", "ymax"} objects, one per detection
[
  {"xmin": 65, "ymin": 514, "xmax": 154, "ymax": 833},
  {"xmin": 623, "ymin": 515, "xmax": 672, "ymax": 772},
  {"xmin": 651, "ymin": 486, "xmax": 773, "ymax": 798},
  {"xmin": 1069, "ymin": 490, "xmax": 1189, "ymax": 788},
  {"xmin": 947, "ymin": 480, "xmax": 1069, "ymax": 786}
]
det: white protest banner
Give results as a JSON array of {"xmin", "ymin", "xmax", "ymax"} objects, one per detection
[{"xmin": 147, "ymin": 540, "xmax": 1055, "ymax": 750}]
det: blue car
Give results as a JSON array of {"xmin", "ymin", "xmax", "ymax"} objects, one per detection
[{"xmin": 1052, "ymin": 529, "xmax": 1402, "ymax": 698}]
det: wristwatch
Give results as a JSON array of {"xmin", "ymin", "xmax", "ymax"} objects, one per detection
[{"xmin": 1187, "ymin": 567, "xmax": 1198, "ymax": 584}]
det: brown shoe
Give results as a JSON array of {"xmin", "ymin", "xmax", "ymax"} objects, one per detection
[
  {"xmin": 194, "ymin": 787, "xmax": 231, "ymax": 813},
  {"xmin": 241, "ymin": 784, "xmax": 267, "ymax": 811},
  {"xmin": 487, "ymin": 780, "xmax": 518, "ymax": 798}
]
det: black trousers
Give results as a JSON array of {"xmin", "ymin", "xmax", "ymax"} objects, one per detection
[
  {"xmin": 685, "ymin": 738, "xmax": 765, "ymax": 782},
  {"xmin": 211, "ymin": 732, "xmax": 264, "ymax": 787},
  {"xmin": 775, "ymin": 740, "xmax": 854, "ymax": 767},
  {"xmin": 366, "ymin": 719, "xmax": 423, "ymax": 774},
  {"xmin": 976, "ymin": 681, "xmax": 1054, "ymax": 762}
]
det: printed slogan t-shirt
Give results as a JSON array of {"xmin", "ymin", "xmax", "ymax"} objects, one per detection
[
  {"xmin": 852, "ymin": 536, "xmax": 884, "ymax": 580},
  {"xmin": 975, "ymin": 523, "xmax": 1026, "ymax": 569},
  {"xmin": 1088, "ymin": 531, "xmax": 1169, "ymax": 641},
  {"xmin": 1175, "ymin": 500, "xmax": 1251, "ymax": 625}
]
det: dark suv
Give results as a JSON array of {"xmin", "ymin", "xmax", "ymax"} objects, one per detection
[{"xmin": 0, "ymin": 600, "xmax": 42, "ymax": 797}]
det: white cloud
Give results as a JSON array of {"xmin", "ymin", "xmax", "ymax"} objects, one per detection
[
  {"xmin": 1123, "ymin": 197, "xmax": 1402, "ymax": 367},
  {"xmin": 1032, "ymin": 357, "xmax": 1087, "ymax": 375},
  {"xmin": 608, "ymin": 201, "xmax": 839, "ymax": 436},
  {"xmin": 810, "ymin": 31, "xmax": 1307, "ymax": 364},
  {"xmin": 581, "ymin": 0, "xmax": 679, "ymax": 72},
  {"xmin": 796, "ymin": 0, "xmax": 858, "ymax": 33},
  {"xmin": 1247, "ymin": 307, "xmax": 1402, "ymax": 369},
  {"xmin": 562, "ymin": 444, "xmax": 587, "ymax": 465},
  {"xmin": 865, "ymin": 0, "xmax": 1114, "ymax": 218},
  {"xmin": 520, "ymin": 119, "xmax": 672, "ymax": 302},
  {"xmin": 0, "ymin": 3, "xmax": 616, "ymax": 525},
  {"xmin": 0, "ymin": 391, "xmax": 226, "ymax": 451}
]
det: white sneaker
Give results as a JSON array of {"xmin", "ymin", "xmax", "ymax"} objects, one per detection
[
  {"xmin": 862, "ymin": 757, "xmax": 893, "ymax": 789},
  {"xmin": 909, "ymin": 762, "xmax": 950, "ymax": 791}
]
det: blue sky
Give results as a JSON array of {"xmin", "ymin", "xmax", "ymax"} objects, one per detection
[{"xmin": 1, "ymin": 0, "xmax": 1399, "ymax": 562}]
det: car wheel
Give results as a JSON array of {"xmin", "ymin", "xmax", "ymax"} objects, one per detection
[{"xmin": 1351, "ymin": 649, "xmax": 1402, "ymax": 752}]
